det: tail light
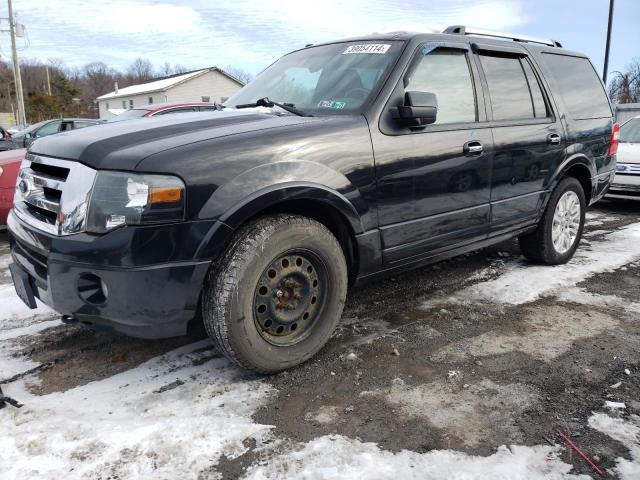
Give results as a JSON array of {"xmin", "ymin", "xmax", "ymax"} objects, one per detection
[{"xmin": 608, "ymin": 122, "xmax": 620, "ymax": 156}]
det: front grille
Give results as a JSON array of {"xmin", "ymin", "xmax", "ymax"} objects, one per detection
[
  {"xmin": 13, "ymin": 154, "xmax": 97, "ymax": 236},
  {"xmin": 616, "ymin": 163, "xmax": 640, "ymax": 175}
]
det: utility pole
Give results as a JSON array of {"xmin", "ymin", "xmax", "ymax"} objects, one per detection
[
  {"xmin": 7, "ymin": 0, "xmax": 26, "ymax": 126},
  {"xmin": 45, "ymin": 65, "xmax": 52, "ymax": 96},
  {"xmin": 603, "ymin": 0, "xmax": 615, "ymax": 85}
]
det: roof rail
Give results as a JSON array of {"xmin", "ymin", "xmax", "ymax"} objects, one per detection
[{"xmin": 443, "ymin": 25, "xmax": 562, "ymax": 48}]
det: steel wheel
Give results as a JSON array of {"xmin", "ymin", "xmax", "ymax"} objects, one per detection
[
  {"xmin": 551, "ymin": 190, "xmax": 581, "ymax": 254},
  {"xmin": 253, "ymin": 249, "xmax": 327, "ymax": 346}
]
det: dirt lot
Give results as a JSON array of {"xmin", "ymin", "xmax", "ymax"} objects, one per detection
[{"xmin": 2, "ymin": 199, "xmax": 640, "ymax": 479}]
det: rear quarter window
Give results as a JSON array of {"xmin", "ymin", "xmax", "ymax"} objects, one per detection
[{"xmin": 541, "ymin": 53, "xmax": 611, "ymax": 120}]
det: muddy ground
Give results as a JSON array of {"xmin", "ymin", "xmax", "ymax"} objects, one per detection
[{"xmin": 2, "ymin": 198, "xmax": 640, "ymax": 479}]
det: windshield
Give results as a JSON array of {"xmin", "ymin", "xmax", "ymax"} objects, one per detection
[
  {"xmin": 16, "ymin": 120, "xmax": 48, "ymax": 136},
  {"xmin": 225, "ymin": 41, "xmax": 404, "ymax": 114},
  {"xmin": 108, "ymin": 109, "xmax": 151, "ymax": 122},
  {"xmin": 620, "ymin": 118, "xmax": 640, "ymax": 143}
]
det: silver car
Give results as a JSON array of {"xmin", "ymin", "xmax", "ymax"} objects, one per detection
[{"xmin": 609, "ymin": 116, "xmax": 640, "ymax": 196}]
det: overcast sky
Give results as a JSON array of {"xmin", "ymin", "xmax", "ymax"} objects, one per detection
[{"xmin": 0, "ymin": 0, "xmax": 638, "ymax": 82}]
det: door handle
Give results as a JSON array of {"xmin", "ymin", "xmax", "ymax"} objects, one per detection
[
  {"xmin": 464, "ymin": 141, "xmax": 483, "ymax": 156},
  {"xmin": 547, "ymin": 133, "xmax": 561, "ymax": 145}
]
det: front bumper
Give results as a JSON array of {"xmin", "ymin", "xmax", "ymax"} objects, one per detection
[
  {"xmin": 608, "ymin": 172, "xmax": 640, "ymax": 196},
  {"xmin": 7, "ymin": 210, "xmax": 232, "ymax": 338}
]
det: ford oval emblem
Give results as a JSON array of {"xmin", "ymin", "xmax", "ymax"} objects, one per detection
[{"xmin": 18, "ymin": 179, "xmax": 29, "ymax": 194}]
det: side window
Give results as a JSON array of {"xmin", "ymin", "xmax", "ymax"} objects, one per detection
[
  {"xmin": 541, "ymin": 54, "xmax": 611, "ymax": 120},
  {"xmin": 479, "ymin": 54, "xmax": 537, "ymax": 121},
  {"xmin": 521, "ymin": 60, "xmax": 549, "ymax": 118},
  {"xmin": 406, "ymin": 48, "xmax": 476, "ymax": 124},
  {"xmin": 35, "ymin": 121, "xmax": 62, "ymax": 137}
]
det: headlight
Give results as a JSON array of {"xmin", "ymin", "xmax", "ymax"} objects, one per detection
[{"xmin": 86, "ymin": 171, "xmax": 185, "ymax": 233}]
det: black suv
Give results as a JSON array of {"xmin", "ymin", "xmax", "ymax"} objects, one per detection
[{"xmin": 8, "ymin": 27, "xmax": 616, "ymax": 372}]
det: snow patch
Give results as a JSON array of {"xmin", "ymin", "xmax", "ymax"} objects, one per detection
[
  {"xmin": 0, "ymin": 341, "xmax": 275, "ymax": 479},
  {"xmin": 0, "ymin": 284, "xmax": 57, "ymax": 331},
  {"xmin": 242, "ymin": 435, "xmax": 590, "ymax": 480},
  {"xmin": 553, "ymin": 287, "xmax": 640, "ymax": 313},
  {"xmin": 589, "ymin": 413, "xmax": 640, "ymax": 479},
  {"xmin": 426, "ymin": 222, "xmax": 640, "ymax": 307}
]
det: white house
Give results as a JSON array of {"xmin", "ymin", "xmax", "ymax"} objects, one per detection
[{"xmin": 96, "ymin": 67, "xmax": 244, "ymax": 120}]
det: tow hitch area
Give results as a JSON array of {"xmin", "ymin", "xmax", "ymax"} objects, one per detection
[{"xmin": 0, "ymin": 385, "xmax": 23, "ymax": 409}]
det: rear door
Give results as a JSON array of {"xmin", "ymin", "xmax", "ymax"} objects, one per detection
[
  {"xmin": 372, "ymin": 42, "xmax": 493, "ymax": 265},
  {"xmin": 473, "ymin": 46, "xmax": 566, "ymax": 234}
]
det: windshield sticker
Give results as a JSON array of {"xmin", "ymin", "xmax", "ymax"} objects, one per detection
[
  {"xmin": 318, "ymin": 100, "xmax": 346, "ymax": 109},
  {"xmin": 343, "ymin": 44, "xmax": 391, "ymax": 55}
]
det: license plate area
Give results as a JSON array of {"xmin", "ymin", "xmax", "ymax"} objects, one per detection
[{"xmin": 9, "ymin": 263, "xmax": 38, "ymax": 309}]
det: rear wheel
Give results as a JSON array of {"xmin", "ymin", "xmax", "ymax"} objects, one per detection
[
  {"xmin": 519, "ymin": 177, "xmax": 586, "ymax": 264},
  {"xmin": 202, "ymin": 214, "xmax": 348, "ymax": 373}
]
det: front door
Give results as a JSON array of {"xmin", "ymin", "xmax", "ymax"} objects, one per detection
[
  {"xmin": 473, "ymin": 47, "xmax": 566, "ymax": 233},
  {"xmin": 371, "ymin": 43, "xmax": 493, "ymax": 265}
]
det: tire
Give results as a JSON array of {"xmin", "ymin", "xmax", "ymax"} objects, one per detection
[
  {"xmin": 518, "ymin": 176, "xmax": 586, "ymax": 265},
  {"xmin": 202, "ymin": 214, "xmax": 348, "ymax": 373}
]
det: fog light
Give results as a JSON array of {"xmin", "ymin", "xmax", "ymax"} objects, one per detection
[{"xmin": 78, "ymin": 273, "xmax": 108, "ymax": 305}]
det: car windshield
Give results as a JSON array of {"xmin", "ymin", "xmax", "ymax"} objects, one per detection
[
  {"xmin": 16, "ymin": 120, "xmax": 48, "ymax": 136},
  {"xmin": 620, "ymin": 118, "xmax": 640, "ymax": 143},
  {"xmin": 108, "ymin": 109, "xmax": 151, "ymax": 122},
  {"xmin": 224, "ymin": 41, "xmax": 404, "ymax": 114}
]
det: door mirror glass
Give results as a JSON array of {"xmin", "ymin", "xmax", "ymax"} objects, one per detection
[{"xmin": 391, "ymin": 91, "xmax": 438, "ymax": 127}]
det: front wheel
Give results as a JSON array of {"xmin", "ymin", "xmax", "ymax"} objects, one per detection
[
  {"xmin": 519, "ymin": 176, "xmax": 586, "ymax": 265},
  {"xmin": 202, "ymin": 214, "xmax": 348, "ymax": 373}
]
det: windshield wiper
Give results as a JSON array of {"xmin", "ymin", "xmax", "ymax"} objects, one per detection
[{"xmin": 235, "ymin": 97, "xmax": 312, "ymax": 117}]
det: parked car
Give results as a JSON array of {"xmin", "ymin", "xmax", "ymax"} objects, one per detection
[
  {"xmin": 608, "ymin": 116, "xmax": 640, "ymax": 197},
  {"xmin": 0, "ymin": 148, "xmax": 25, "ymax": 228},
  {"xmin": 0, "ymin": 126, "xmax": 12, "ymax": 151},
  {"xmin": 8, "ymin": 27, "xmax": 616, "ymax": 373},
  {"xmin": 107, "ymin": 102, "xmax": 220, "ymax": 122},
  {"xmin": 7, "ymin": 118, "xmax": 102, "ymax": 149},
  {"xmin": 7, "ymin": 124, "xmax": 28, "ymax": 135}
]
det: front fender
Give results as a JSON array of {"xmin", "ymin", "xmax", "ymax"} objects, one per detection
[{"xmin": 198, "ymin": 160, "xmax": 370, "ymax": 234}]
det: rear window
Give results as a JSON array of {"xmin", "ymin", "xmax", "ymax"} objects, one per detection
[
  {"xmin": 541, "ymin": 54, "xmax": 611, "ymax": 120},
  {"xmin": 620, "ymin": 118, "xmax": 640, "ymax": 143}
]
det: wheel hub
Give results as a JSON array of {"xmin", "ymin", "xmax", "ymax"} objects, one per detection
[
  {"xmin": 254, "ymin": 252, "xmax": 324, "ymax": 346},
  {"xmin": 551, "ymin": 190, "xmax": 581, "ymax": 254}
]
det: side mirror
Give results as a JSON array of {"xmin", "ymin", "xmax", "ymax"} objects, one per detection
[{"xmin": 391, "ymin": 91, "xmax": 437, "ymax": 127}]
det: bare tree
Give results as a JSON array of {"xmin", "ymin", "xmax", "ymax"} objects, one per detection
[
  {"xmin": 609, "ymin": 57, "xmax": 640, "ymax": 104},
  {"xmin": 224, "ymin": 65, "xmax": 252, "ymax": 84},
  {"xmin": 127, "ymin": 58, "xmax": 154, "ymax": 84},
  {"xmin": 159, "ymin": 61, "xmax": 173, "ymax": 77},
  {"xmin": 83, "ymin": 62, "xmax": 118, "ymax": 98},
  {"xmin": 173, "ymin": 64, "xmax": 188, "ymax": 74}
]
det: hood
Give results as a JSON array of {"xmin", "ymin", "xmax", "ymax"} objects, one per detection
[
  {"xmin": 28, "ymin": 110, "xmax": 319, "ymax": 170},
  {"xmin": 617, "ymin": 142, "xmax": 640, "ymax": 164}
]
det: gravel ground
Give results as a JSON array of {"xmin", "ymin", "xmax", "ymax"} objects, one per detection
[{"xmin": 1, "ymin": 198, "xmax": 640, "ymax": 479}]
